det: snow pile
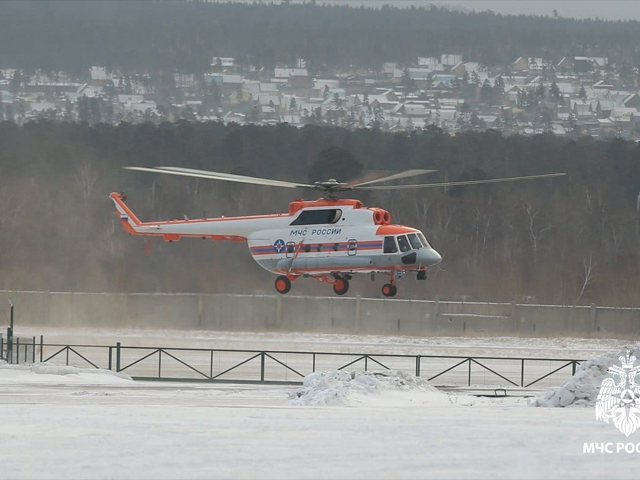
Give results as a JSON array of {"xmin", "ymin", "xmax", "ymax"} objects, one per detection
[
  {"xmin": 532, "ymin": 343, "xmax": 640, "ymax": 407},
  {"xmin": 0, "ymin": 362, "xmax": 132, "ymax": 384},
  {"xmin": 289, "ymin": 370, "xmax": 449, "ymax": 407}
]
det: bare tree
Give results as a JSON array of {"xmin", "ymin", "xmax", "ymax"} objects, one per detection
[
  {"xmin": 575, "ymin": 254, "xmax": 596, "ymax": 303},
  {"xmin": 522, "ymin": 202, "xmax": 552, "ymax": 263}
]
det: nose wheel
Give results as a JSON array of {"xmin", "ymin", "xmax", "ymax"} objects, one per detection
[{"xmin": 382, "ymin": 283, "xmax": 397, "ymax": 297}]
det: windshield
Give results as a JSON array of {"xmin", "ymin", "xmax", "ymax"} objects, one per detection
[
  {"xmin": 418, "ymin": 232, "xmax": 431, "ymax": 248},
  {"xmin": 397, "ymin": 235, "xmax": 411, "ymax": 252},
  {"xmin": 407, "ymin": 233, "xmax": 423, "ymax": 249}
]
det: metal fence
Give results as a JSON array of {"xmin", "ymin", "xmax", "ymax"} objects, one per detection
[
  {"xmin": 2, "ymin": 338, "xmax": 585, "ymax": 389},
  {"xmin": 1, "ymin": 335, "xmax": 37, "ymax": 365}
]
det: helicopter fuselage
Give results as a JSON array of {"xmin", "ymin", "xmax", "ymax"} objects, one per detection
[{"xmin": 110, "ymin": 193, "xmax": 441, "ymax": 296}]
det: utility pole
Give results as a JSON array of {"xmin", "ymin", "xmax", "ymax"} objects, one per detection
[{"xmin": 7, "ymin": 298, "xmax": 14, "ymax": 364}]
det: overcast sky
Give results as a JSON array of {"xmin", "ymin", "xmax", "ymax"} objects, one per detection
[{"xmin": 319, "ymin": 1, "xmax": 640, "ymax": 21}]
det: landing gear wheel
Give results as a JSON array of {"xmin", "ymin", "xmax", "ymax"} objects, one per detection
[
  {"xmin": 382, "ymin": 283, "xmax": 397, "ymax": 297},
  {"xmin": 275, "ymin": 275, "xmax": 291, "ymax": 294},
  {"xmin": 333, "ymin": 277, "xmax": 350, "ymax": 296}
]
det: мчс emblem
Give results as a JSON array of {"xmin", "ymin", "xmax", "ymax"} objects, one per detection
[
  {"xmin": 273, "ymin": 239, "xmax": 285, "ymax": 253},
  {"xmin": 595, "ymin": 352, "xmax": 640, "ymax": 437}
]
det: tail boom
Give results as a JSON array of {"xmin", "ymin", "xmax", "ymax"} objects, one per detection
[{"xmin": 109, "ymin": 192, "xmax": 288, "ymax": 242}]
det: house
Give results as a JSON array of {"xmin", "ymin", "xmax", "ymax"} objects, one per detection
[
  {"xmin": 574, "ymin": 56, "xmax": 609, "ymax": 72},
  {"xmin": 313, "ymin": 79, "xmax": 340, "ymax": 97},
  {"xmin": 382, "ymin": 62, "xmax": 398, "ymax": 77},
  {"xmin": 511, "ymin": 57, "xmax": 529, "ymax": 72},
  {"xmin": 90, "ymin": 67, "xmax": 110, "ymax": 86},
  {"xmin": 392, "ymin": 103, "xmax": 427, "ymax": 117},
  {"xmin": 440, "ymin": 54, "xmax": 462, "ymax": 66},
  {"xmin": 450, "ymin": 62, "xmax": 466, "ymax": 76},
  {"xmin": 273, "ymin": 68, "xmax": 308, "ymax": 79},
  {"xmin": 417, "ymin": 57, "xmax": 440, "ymax": 68},
  {"xmin": 557, "ymin": 57, "xmax": 573, "ymax": 71},
  {"xmin": 220, "ymin": 75, "xmax": 244, "ymax": 95},
  {"xmin": 610, "ymin": 107, "xmax": 638, "ymax": 123},
  {"xmin": 256, "ymin": 93, "xmax": 280, "ymax": 109},
  {"xmin": 30, "ymin": 102, "xmax": 56, "ymax": 112},
  {"xmin": 174, "ymin": 73, "xmax": 197, "ymax": 89},
  {"xmin": 571, "ymin": 100, "xmax": 593, "ymax": 118},
  {"xmin": 622, "ymin": 93, "xmax": 640, "ymax": 109},
  {"xmin": 66, "ymin": 84, "xmax": 103, "ymax": 103},
  {"xmin": 211, "ymin": 57, "xmax": 236, "ymax": 71},
  {"xmin": 223, "ymin": 111, "xmax": 246, "ymax": 124},
  {"xmin": 595, "ymin": 100, "xmax": 616, "ymax": 118},
  {"xmin": 123, "ymin": 100, "xmax": 157, "ymax": 114}
]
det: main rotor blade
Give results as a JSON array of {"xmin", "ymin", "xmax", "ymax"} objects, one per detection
[
  {"xmin": 355, "ymin": 173, "xmax": 566, "ymax": 190},
  {"xmin": 350, "ymin": 169, "xmax": 438, "ymax": 187},
  {"xmin": 124, "ymin": 166, "xmax": 315, "ymax": 189}
]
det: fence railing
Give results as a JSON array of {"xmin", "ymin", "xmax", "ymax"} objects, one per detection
[{"xmin": 0, "ymin": 337, "xmax": 584, "ymax": 389}]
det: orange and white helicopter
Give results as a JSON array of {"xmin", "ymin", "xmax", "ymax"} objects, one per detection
[{"xmin": 110, "ymin": 167, "xmax": 564, "ymax": 297}]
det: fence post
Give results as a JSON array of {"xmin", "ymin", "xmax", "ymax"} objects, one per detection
[
  {"xmin": 0, "ymin": 335, "xmax": 3, "ymax": 360},
  {"xmin": 276, "ymin": 296, "xmax": 282, "ymax": 327},
  {"xmin": 40, "ymin": 335, "xmax": 44, "ymax": 363},
  {"xmin": 416, "ymin": 355, "xmax": 420, "ymax": 377},
  {"xmin": 108, "ymin": 347, "xmax": 113, "ymax": 371},
  {"xmin": 158, "ymin": 350, "xmax": 162, "ymax": 379},
  {"xmin": 32, "ymin": 336, "xmax": 35, "ymax": 364},
  {"xmin": 16, "ymin": 338, "xmax": 20, "ymax": 365},
  {"xmin": 260, "ymin": 352, "xmax": 265, "ymax": 382},
  {"xmin": 468, "ymin": 358, "xmax": 472, "ymax": 386},
  {"xmin": 116, "ymin": 342, "xmax": 121, "ymax": 372},
  {"xmin": 521, "ymin": 359, "xmax": 525, "ymax": 387}
]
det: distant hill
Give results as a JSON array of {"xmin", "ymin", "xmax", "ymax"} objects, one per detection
[{"xmin": 0, "ymin": 2, "xmax": 639, "ymax": 73}]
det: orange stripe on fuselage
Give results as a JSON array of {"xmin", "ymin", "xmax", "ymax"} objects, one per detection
[{"xmin": 375, "ymin": 225, "xmax": 420, "ymax": 235}]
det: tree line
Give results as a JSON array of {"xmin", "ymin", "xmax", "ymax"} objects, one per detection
[
  {"xmin": 1, "ymin": 2, "xmax": 640, "ymax": 74},
  {"xmin": 0, "ymin": 119, "xmax": 638, "ymax": 305}
]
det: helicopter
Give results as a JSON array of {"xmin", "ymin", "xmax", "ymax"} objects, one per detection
[{"xmin": 110, "ymin": 167, "xmax": 565, "ymax": 297}]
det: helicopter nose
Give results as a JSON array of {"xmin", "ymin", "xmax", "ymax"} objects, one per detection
[{"xmin": 419, "ymin": 248, "xmax": 442, "ymax": 266}]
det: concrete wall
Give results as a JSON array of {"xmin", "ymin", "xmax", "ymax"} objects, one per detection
[{"xmin": 1, "ymin": 290, "xmax": 639, "ymax": 338}]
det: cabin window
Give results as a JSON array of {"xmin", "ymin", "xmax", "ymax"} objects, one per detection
[
  {"xmin": 290, "ymin": 209, "xmax": 342, "ymax": 226},
  {"xmin": 332, "ymin": 243, "xmax": 340, "ymax": 252},
  {"xmin": 304, "ymin": 244, "xmax": 311, "ymax": 253},
  {"xmin": 286, "ymin": 243, "xmax": 295, "ymax": 254},
  {"xmin": 383, "ymin": 236, "xmax": 398, "ymax": 254},
  {"xmin": 407, "ymin": 233, "xmax": 423, "ymax": 250},
  {"xmin": 316, "ymin": 244, "xmax": 323, "ymax": 252},
  {"xmin": 397, "ymin": 235, "xmax": 411, "ymax": 253}
]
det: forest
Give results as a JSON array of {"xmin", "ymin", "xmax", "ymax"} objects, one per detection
[
  {"xmin": 0, "ymin": 119, "xmax": 638, "ymax": 306},
  {"xmin": 1, "ymin": 1, "xmax": 640, "ymax": 74}
]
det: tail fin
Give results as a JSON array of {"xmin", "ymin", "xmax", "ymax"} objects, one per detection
[{"xmin": 109, "ymin": 192, "xmax": 143, "ymax": 235}]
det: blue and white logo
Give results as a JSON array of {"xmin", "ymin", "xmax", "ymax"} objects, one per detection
[{"xmin": 273, "ymin": 239, "xmax": 286, "ymax": 253}]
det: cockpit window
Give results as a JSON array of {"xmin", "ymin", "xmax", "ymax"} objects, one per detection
[
  {"xmin": 290, "ymin": 209, "xmax": 342, "ymax": 226},
  {"xmin": 397, "ymin": 235, "xmax": 411, "ymax": 252},
  {"xmin": 418, "ymin": 232, "xmax": 431, "ymax": 248},
  {"xmin": 383, "ymin": 236, "xmax": 397, "ymax": 253},
  {"xmin": 407, "ymin": 233, "xmax": 423, "ymax": 250}
]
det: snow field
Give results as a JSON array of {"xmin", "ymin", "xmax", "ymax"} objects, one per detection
[
  {"xmin": 2, "ymin": 335, "xmax": 640, "ymax": 479},
  {"xmin": 533, "ymin": 342, "xmax": 640, "ymax": 407}
]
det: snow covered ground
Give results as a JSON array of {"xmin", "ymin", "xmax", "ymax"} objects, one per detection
[{"xmin": 1, "ymin": 355, "xmax": 639, "ymax": 479}]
